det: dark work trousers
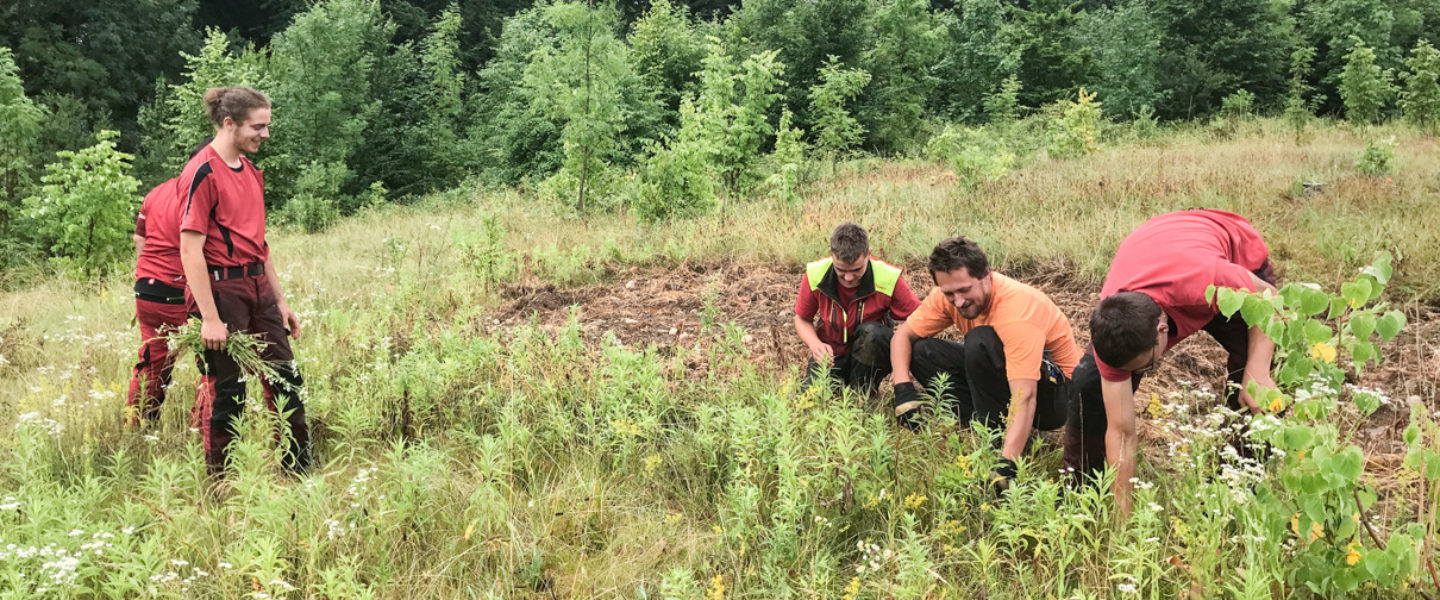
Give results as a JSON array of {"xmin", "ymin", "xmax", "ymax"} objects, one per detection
[
  {"xmin": 803, "ymin": 322, "xmax": 895, "ymax": 395},
  {"xmin": 194, "ymin": 273, "xmax": 310, "ymax": 476},
  {"xmin": 127, "ymin": 296, "xmax": 190, "ymax": 426},
  {"xmin": 908, "ymin": 326, "xmax": 1069, "ymax": 437},
  {"xmin": 1062, "ymin": 260, "xmax": 1278, "ymax": 485}
]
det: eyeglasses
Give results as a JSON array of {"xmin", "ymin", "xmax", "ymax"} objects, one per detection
[{"xmin": 1132, "ymin": 345, "xmax": 1165, "ymax": 376}]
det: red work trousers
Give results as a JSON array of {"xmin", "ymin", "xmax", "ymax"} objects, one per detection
[
  {"xmin": 126, "ymin": 297, "xmax": 197, "ymax": 427},
  {"xmin": 191, "ymin": 273, "xmax": 311, "ymax": 476}
]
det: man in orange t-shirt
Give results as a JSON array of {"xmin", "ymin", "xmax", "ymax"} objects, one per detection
[{"xmin": 889, "ymin": 237, "xmax": 1082, "ymax": 492}]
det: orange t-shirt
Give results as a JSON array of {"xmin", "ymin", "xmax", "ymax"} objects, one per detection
[{"xmin": 905, "ymin": 272, "xmax": 1082, "ymax": 380}]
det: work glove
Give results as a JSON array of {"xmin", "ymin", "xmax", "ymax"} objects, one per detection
[
  {"xmin": 892, "ymin": 382, "xmax": 922, "ymax": 431},
  {"xmin": 989, "ymin": 458, "xmax": 1018, "ymax": 498}
]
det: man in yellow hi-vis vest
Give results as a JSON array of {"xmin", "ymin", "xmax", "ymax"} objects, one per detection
[{"xmin": 795, "ymin": 223, "xmax": 921, "ymax": 393}]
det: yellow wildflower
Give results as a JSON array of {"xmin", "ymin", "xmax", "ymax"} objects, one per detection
[
  {"xmin": 705, "ymin": 575, "xmax": 725, "ymax": 600},
  {"xmin": 980, "ymin": 503, "xmax": 991, "ymax": 512},
  {"xmin": 1146, "ymin": 392, "xmax": 1166, "ymax": 419},
  {"xmin": 643, "ymin": 454, "xmax": 662, "ymax": 477},
  {"xmin": 1268, "ymin": 395, "xmax": 1285, "ymax": 413},
  {"xmin": 1310, "ymin": 521, "xmax": 1324, "ymax": 542},
  {"xmin": 1310, "ymin": 341, "xmax": 1337, "ymax": 364},
  {"xmin": 903, "ymin": 493, "xmax": 927, "ymax": 509},
  {"xmin": 665, "ymin": 512, "xmax": 683, "ymax": 525},
  {"xmin": 712, "ymin": 525, "xmax": 723, "ymax": 535},
  {"xmin": 841, "ymin": 577, "xmax": 861, "ymax": 600},
  {"xmin": 1346, "ymin": 543, "xmax": 1362, "ymax": 566}
]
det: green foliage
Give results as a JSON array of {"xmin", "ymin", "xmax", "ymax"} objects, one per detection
[
  {"xmin": 982, "ymin": 75, "xmax": 1022, "ymax": 124},
  {"xmin": 265, "ymin": 0, "xmax": 394, "ymax": 213},
  {"xmin": 1009, "ymin": 0, "xmax": 1089, "ymax": 108},
  {"xmin": 277, "ymin": 161, "xmax": 346, "ymax": 233},
  {"xmin": 416, "ymin": 7, "xmax": 472, "ymax": 189},
  {"xmin": 471, "ymin": 6, "xmax": 565, "ymax": 186},
  {"xmin": 1400, "ymin": 39, "xmax": 1440, "ymax": 133},
  {"xmin": 765, "ymin": 108, "xmax": 809, "ymax": 205},
  {"xmin": 1046, "ymin": 88, "xmax": 1102, "ymax": 159},
  {"xmin": 1209, "ymin": 253, "xmax": 1425, "ymax": 597},
  {"xmin": 861, "ymin": 0, "xmax": 942, "ymax": 152},
  {"xmin": 21, "ymin": 131, "xmax": 140, "ymax": 279},
  {"xmin": 692, "ymin": 39, "xmax": 787, "ymax": 201},
  {"xmin": 0, "ymin": 46, "xmax": 46, "ymax": 240},
  {"xmin": 1153, "ymin": 0, "xmax": 1293, "ymax": 119},
  {"xmin": 932, "ymin": 0, "xmax": 1021, "ymax": 121},
  {"xmin": 809, "ymin": 56, "xmax": 871, "ymax": 168},
  {"xmin": 1072, "ymin": 0, "xmax": 1164, "ymax": 119},
  {"xmin": 925, "ymin": 124, "xmax": 1014, "ymax": 188},
  {"xmin": 1214, "ymin": 88, "xmax": 1255, "ymax": 136},
  {"xmin": 627, "ymin": 0, "xmax": 705, "ymax": 132},
  {"xmin": 523, "ymin": 0, "xmax": 634, "ymax": 212},
  {"xmin": 1299, "ymin": 0, "xmax": 1399, "ymax": 104},
  {"xmin": 634, "ymin": 98, "xmax": 718, "ymax": 222},
  {"xmin": 1355, "ymin": 136, "xmax": 1397, "ymax": 176},
  {"xmin": 1339, "ymin": 41, "xmax": 1395, "ymax": 125}
]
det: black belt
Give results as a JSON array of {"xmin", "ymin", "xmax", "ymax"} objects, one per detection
[
  {"xmin": 134, "ymin": 278, "xmax": 186, "ymax": 305},
  {"xmin": 208, "ymin": 262, "xmax": 264, "ymax": 281}
]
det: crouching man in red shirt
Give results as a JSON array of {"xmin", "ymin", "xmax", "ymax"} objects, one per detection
[
  {"xmin": 179, "ymin": 86, "xmax": 311, "ymax": 476},
  {"xmin": 795, "ymin": 222, "xmax": 921, "ymax": 394},
  {"xmin": 1063, "ymin": 209, "xmax": 1277, "ymax": 514}
]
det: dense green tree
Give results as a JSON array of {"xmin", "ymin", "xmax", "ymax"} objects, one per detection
[
  {"xmin": 523, "ymin": 0, "xmax": 634, "ymax": 211},
  {"xmin": 1300, "ymin": 0, "xmax": 1397, "ymax": 112},
  {"xmin": 1283, "ymin": 45, "xmax": 1322, "ymax": 142},
  {"xmin": 635, "ymin": 97, "xmax": 718, "ymax": 221},
  {"xmin": 1339, "ymin": 41, "xmax": 1395, "ymax": 124},
  {"xmin": 810, "ymin": 56, "xmax": 870, "ymax": 167},
  {"xmin": 266, "ymin": 0, "xmax": 396, "ymax": 212},
  {"xmin": 22, "ymin": 131, "xmax": 141, "ymax": 279},
  {"xmin": 931, "ymin": 0, "xmax": 1021, "ymax": 121},
  {"xmin": 0, "ymin": 47, "xmax": 46, "ymax": 236},
  {"xmin": 1010, "ymin": 0, "xmax": 1091, "ymax": 108},
  {"xmin": 693, "ymin": 39, "xmax": 787, "ymax": 199},
  {"xmin": 728, "ymin": 0, "xmax": 871, "ymax": 132},
  {"xmin": 628, "ymin": 0, "xmax": 706, "ymax": 133},
  {"xmin": 1073, "ymin": 0, "xmax": 1164, "ymax": 119},
  {"xmin": 1153, "ymin": 0, "xmax": 1293, "ymax": 118},
  {"xmin": 860, "ymin": 0, "xmax": 943, "ymax": 152},
  {"xmin": 1400, "ymin": 39, "xmax": 1440, "ymax": 132},
  {"xmin": 2, "ymin": 0, "xmax": 201, "ymax": 143},
  {"xmin": 472, "ymin": 5, "xmax": 565, "ymax": 185}
]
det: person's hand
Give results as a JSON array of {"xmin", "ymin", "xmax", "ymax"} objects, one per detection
[
  {"xmin": 201, "ymin": 318, "xmax": 228, "ymax": 351},
  {"xmin": 893, "ymin": 382, "xmax": 922, "ymax": 431},
  {"xmin": 278, "ymin": 303, "xmax": 302, "ymax": 339},
  {"xmin": 990, "ymin": 458, "xmax": 1018, "ymax": 498},
  {"xmin": 807, "ymin": 341, "xmax": 833, "ymax": 363},
  {"xmin": 1238, "ymin": 372, "xmax": 1276, "ymax": 415}
]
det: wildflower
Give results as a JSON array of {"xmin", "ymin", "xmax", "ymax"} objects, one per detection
[
  {"xmin": 1346, "ymin": 543, "xmax": 1362, "ymax": 566},
  {"xmin": 1310, "ymin": 342, "xmax": 1337, "ymax": 364},
  {"xmin": 903, "ymin": 493, "xmax": 927, "ymax": 509},
  {"xmin": 842, "ymin": 577, "xmax": 861, "ymax": 600},
  {"xmin": 666, "ymin": 512, "xmax": 683, "ymax": 525},
  {"xmin": 705, "ymin": 575, "xmax": 725, "ymax": 600},
  {"xmin": 642, "ymin": 454, "xmax": 662, "ymax": 477},
  {"xmin": 1268, "ymin": 395, "xmax": 1284, "ymax": 413},
  {"xmin": 0, "ymin": 497, "xmax": 19, "ymax": 511},
  {"xmin": 1146, "ymin": 392, "xmax": 1166, "ymax": 419},
  {"xmin": 712, "ymin": 525, "xmax": 723, "ymax": 535}
]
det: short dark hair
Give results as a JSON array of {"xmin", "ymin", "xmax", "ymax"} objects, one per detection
[
  {"xmin": 830, "ymin": 222, "xmax": 869, "ymax": 263},
  {"xmin": 927, "ymin": 236, "xmax": 989, "ymax": 281},
  {"xmin": 1090, "ymin": 292, "xmax": 1164, "ymax": 368}
]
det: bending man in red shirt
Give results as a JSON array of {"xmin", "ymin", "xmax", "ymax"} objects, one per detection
[
  {"xmin": 1063, "ymin": 209, "xmax": 1277, "ymax": 514},
  {"xmin": 890, "ymin": 237, "xmax": 1082, "ymax": 493},
  {"xmin": 795, "ymin": 222, "xmax": 921, "ymax": 394},
  {"xmin": 179, "ymin": 86, "xmax": 310, "ymax": 476}
]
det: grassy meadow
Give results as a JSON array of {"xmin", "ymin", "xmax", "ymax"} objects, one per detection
[{"xmin": 1, "ymin": 119, "xmax": 1438, "ymax": 598}]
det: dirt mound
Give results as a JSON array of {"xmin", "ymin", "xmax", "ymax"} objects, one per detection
[{"xmin": 486, "ymin": 261, "xmax": 1439, "ymax": 451}]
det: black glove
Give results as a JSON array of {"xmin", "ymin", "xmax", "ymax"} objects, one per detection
[
  {"xmin": 893, "ymin": 382, "xmax": 922, "ymax": 431},
  {"xmin": 990, "ymin": 458, "xmax": 1017, "ymax": 497}
]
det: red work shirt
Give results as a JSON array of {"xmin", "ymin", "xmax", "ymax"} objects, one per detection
[
  {"xmin": 134, "ymin": 178, "xmax": 186, "ymax": 285},
  {"xmin": 179, "ymin": 145, "xmax": 269, "ymax": 268},
  {"xmin": 1096, "ymin": 209, "xmax": 1270, "ymax": 381}
]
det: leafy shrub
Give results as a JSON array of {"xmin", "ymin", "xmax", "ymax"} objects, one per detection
[
  {"xmin": 809, "ymin": 56, "xmax": 870, "ymax": 170},
  {"xmin": 765, "ymin": 108, "xmax": 808, "ymax": 205},
  {"xmin": 1400, "ymin": 39, "xmax": 1440, "ymax": 133},
  {"xmin": 1356, "ymin": 136, "xmax": 1396, "ymax": 176},
  {"xmin": 1339, "ymin": 40, "xmax": 1394, "ymax": 125},
  {"xmin": 925, "ymin": 124, "xmax": 1013, "ymax": 187},
  {"xmin": 22, "ymin": 131, "xmax": 140, "ymax": 279},
  {"xmin": 1047, "ymin": 88, "xmax": 1102, "ymax": 159}
]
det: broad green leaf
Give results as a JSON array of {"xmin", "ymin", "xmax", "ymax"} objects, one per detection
[
  {"xmin": 1282, "ymin": 425, "xmax": 1314, "ymax": 450},
  {"xmin": 1403, "ymin": 423, "xmax": 1420, "ymax": 446},
  {"xmin": 1300, "ymin": 286, "xmax": 1329, "ymax": 316},
  {"xmin": 1328, "ymin": 297, "xmax": 1347, "ymax": 320},
  {"xmin": 1348, "ymin": 313, "xmax": 1375, "ymax": 341},
  {"xmin": 1375, "ymin": 311, "xmax": 1405, "ymax": 341},
  {"xmin": 1280, "ymin": 283, "xmax": 1303, "ymax": 307},
  {"xmin": 1329, "ymin": 446, "xmax": 1364, "ymax": 483},
  {"xmin": 1361, "ymin": 252, "xmax": 1392, "ymax": 284},
  {"xmin": 1217, "ymin": 288, "xmax": 1244, "ymax": 317},
  {"xmin": 1205, "ymin": 284, "xmax": 1217, "ymax": 305},
  {"xmin": 1352, "ymin": 341, "xmax": 1377, "ymax": 367},
  {"xmin": 1357, "ymin": 488, "xmax": 1377, "ymax": 510},
  {"xmin": 1304, "ymin": 320, "xmax": 1332, "ymax": 344},
  {"xmin": 1240, "ymin": 295, "xmax": 1272, "ymax": 327}
]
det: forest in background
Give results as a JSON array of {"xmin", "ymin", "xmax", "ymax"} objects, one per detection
[{"xmin": 2, "ymin": 0, "xmax": 1438, "ymax": 278}]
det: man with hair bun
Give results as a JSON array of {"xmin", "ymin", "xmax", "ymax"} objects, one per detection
[
  {"xmin": 179, "ymin": 86, "xmax": 311, "ymax": 477},
  {"xmin": 794, "ymin": 222, "xmax": 920, "ymax": 394},
  {"xmin": 890, "ymin": 236, "xmax": 1081, "ymax": 496},
  {"xmin": 1063, "ymin": 209, "xmax": 1277, "ymax": 514}
]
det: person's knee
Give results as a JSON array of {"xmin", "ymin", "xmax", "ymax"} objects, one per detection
[
  {"xmin": 850, "ymin": 322, "xmax": 892, "ymax": 366},
  {"xmin": 961, "ymin": 326, "xmax": 1003, "ymax": 373}
]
